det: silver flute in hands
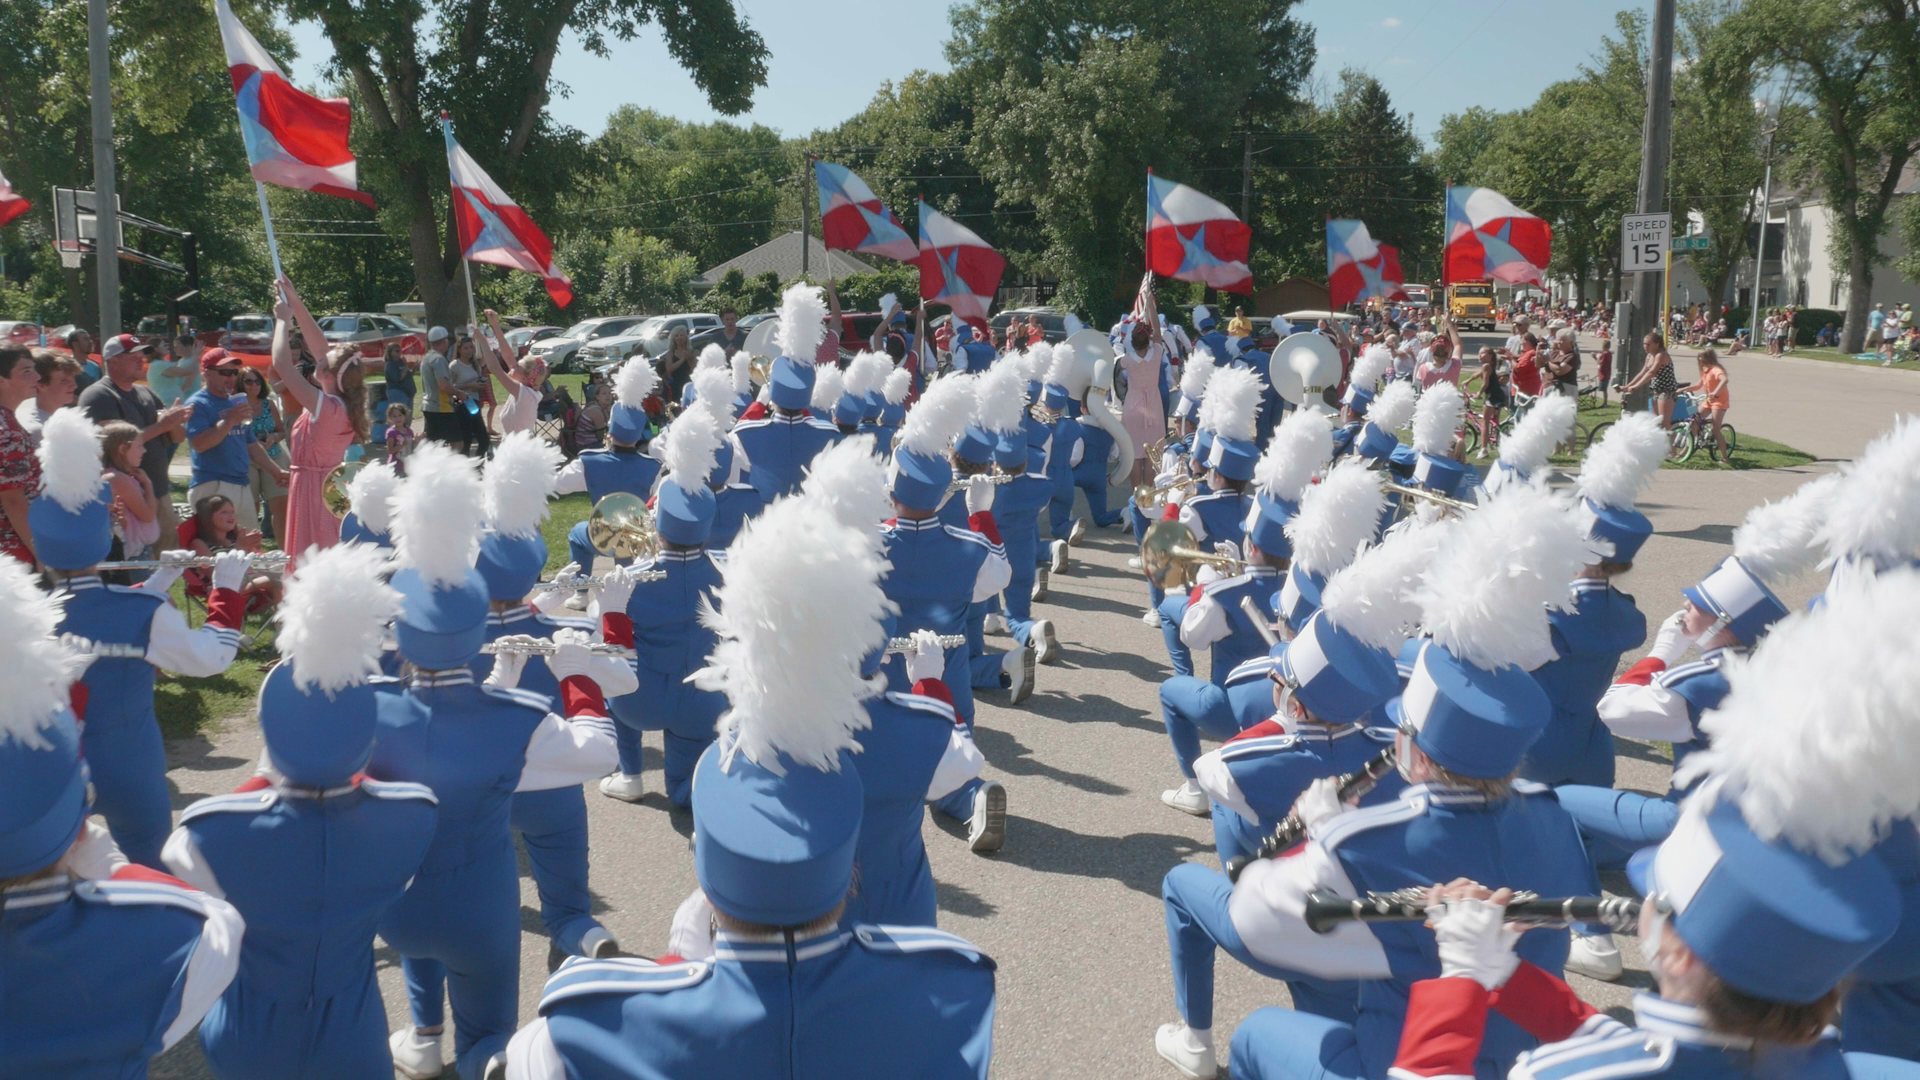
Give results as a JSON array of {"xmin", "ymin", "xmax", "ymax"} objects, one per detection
[
  {"xmin": 528, "ymin": 569, "xmax": 668, "ymax": 592},
  {"xmin": 481, "ymin": 638, "xmax": 637, "ymax": 658}
]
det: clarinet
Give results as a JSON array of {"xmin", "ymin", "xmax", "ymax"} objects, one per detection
[
  {"xmin": 1301, "ymin": 889, "xmax": 1642, "ymax": 935},
  {"xmin": 1223, "ymin": 748, "xmax": 1397, "ymax": 883}
]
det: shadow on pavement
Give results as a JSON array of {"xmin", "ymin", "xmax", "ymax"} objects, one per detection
[{"xmin": 974, "ymin": 727, "xmax": 1130, "ymax": 796}]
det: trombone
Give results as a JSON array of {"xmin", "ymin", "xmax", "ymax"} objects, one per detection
[
  {"xmin": 1138, "ymin": 520, "xmax": 1248, "ymax": 591},
  {"xmin": 95, "ymin": 551, "xmax": 293, "ymax": 573},
  {"xmin": 1132, "ymin": 473, "xmax": 1200, "ymax": 512},
  {"xmin": 586, "ymin": 493, "xmax": 661, "ymax": 562},
  {"xmin": 1380, "ymin": 480, "xmax": 1478, "ymax": 516}
]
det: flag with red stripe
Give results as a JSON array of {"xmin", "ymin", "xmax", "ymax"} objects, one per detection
[
  {"xmin": 213, "ymin": 0, "xmax": 372, "ymax": 207},
  {"xmin": 445, "ymin": 121, "xmax": 572, "ymax": 308}
]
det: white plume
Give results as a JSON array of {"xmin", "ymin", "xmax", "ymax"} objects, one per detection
[
  {"xmin": 1732, "ymin": 472, "xmax": 1840, "ymax": 585},
  {"xmin": 696, "ymin": 342, "xmax": 727, "ymax": 371},
  {"xmin": 1180, "ymin": 351, "xmax": 1216, "ymax": 400},
  {"xmin": 392, "ymin": 443, "xmax": 486, "ymax": 589},
  {"xmin": 275, "ymin": 542, "xmax": 404, "ymax": 695},
  {"xmin": 801, "ymin": 435, "xmax": 894, "ymax": 542},
  {"xmin": 1576, "ymin": 411, "xmax": 1667, "ymax": 510},
  {"xmin": 975, "ymin": 363, "xmax": 1028, "ymax": 437},
  {"xmin": 1321, "ymin": 518, "xmax": 1452, "ymax": 650},
  {"xmin": 895, "ymin": 372, "xmax": 976, "ymax": 457},
  {"xmin": 1349, "ymin": 345, "xmax": 1394, "ymax": 396},
  {"xmin": 0, "ymin": 559, "xmax": 84, "ymax": 750},
  {"xmin": 1368, "ymin": 380, "xmax": 1419, "ymax": 434},
  {"xmin": 844, "ymin": 351, "xmax": 892, "ymax": 400},
  {"xmin": 482, "ymin": 432, "xmax": 561, "ymax": 538},
  {"xmin": 1817, "ymin": 416, "xmax": 1920, "ymax": 568},
  {"xmin": 1197, "ymin": 366, "xmax": 1263, "ymax": 441},
  {"xmin": 1413, "ymin": 485, "xmax": 1591, "ymax": 671},
  {"xmin": 775, "ymin": 282, "xmax": 827, "ymax": 362},
  {"xmin": 35, "ymin": 409, "xmax": 105, "ymax": 512},
  {"xmin": 343, "ymin": 461, "xmax": 401, "ymax": 535},
  {"xmin": 660, "ymin": 404, "xmax": 722, "ymax": 487},
  {"xmin": 730, "ymin": 351, "xmax": 751, "ymax": 395},
  {"xmin": 614, "ymin": 356, "xmax": 659, "ymax": 410},
  {"xmin": 1498, "ymin": 394, "xmax": 1576, "ymax": 477},
  {"xmin": 811, "ymin": 364, "xmax": 846, "ymax": 414},
  {"xmin": 1675, "ymin": 569, "xmax": 1920, "ymax": 865},
  {"xmin": 882, "ymin": 367, "xmax": 911, "ymax": 405},
  {"xmin": 692, "ymin": 365, "xmax": 737, "ymax": 432},
  {"xmin": 1254, "ymin": 409, "xmax": 1333, "ymax": 503},
  {"xmin": 692, "ymin": 496, "xmax": 891, "ymax": 773},
  {"xmin": 1022, "ymin": 342, "xmax": 1055, "ymax": 385},
  {"xmin": 1411, "ymin": 381, "xmax": 1464, "ymax": 457},
  {"xmin": 1286, "ymin": 460, "xmax": 1387, "ymax": 578}
]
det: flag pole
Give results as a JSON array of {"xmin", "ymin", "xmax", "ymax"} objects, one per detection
[
  {"xmin": 1144, "ymin": 168, "xmax": 1153, "ymax": 273},
  {"xmin": 255, "ymin": 180, "xmax": 284, "ymax": 280}
]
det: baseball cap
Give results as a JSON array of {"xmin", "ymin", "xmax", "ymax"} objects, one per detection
[
  {"xmin": 100, "ymin": 333, "xmax": 155, "ymax": 360},
  {"xmin": 199, "ymin": 347, "xmax": 243, "ymax": 372},
  {"xmin": 428, "ymin": 326, "xmax": 449, "ymax": 342}
]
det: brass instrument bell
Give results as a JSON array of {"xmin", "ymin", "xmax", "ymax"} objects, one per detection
[
  {"xmin": 586, "ymin": 492, "xmax": 660, "ymax": 562},
  {"xmin": 322, "ymin": 461, "xmax": 365, "ymax": 519},
  {"xmin": 1138, "ymin": 520, "xmax": 1248, "ymax": 591},
  {"xmin": 747, "ymin": 356, "xmax": 774, "ymax": 387},
  {"xmin": 1131, "ymin": 473, "xmax": 1200, "ymax": 514}
]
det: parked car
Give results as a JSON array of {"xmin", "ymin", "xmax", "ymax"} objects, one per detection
[
  {"xmin": 687, "ymin": 312, "xmax": 775, "ymax": 354},
  {"xmin": 318, "ymin": 312, "xmax": 426, "ymax": 358},
  {"xmin": 223, "ymin": 313, "xmax": 275, "ymax": 354},
  {"xmin": 526, "ymin": 315, "xmax": 652, "ymax": 373},
  {"xmin": 989, "ymin": 307, "xmax": 1074, "ymax": 344},
  {"xmin": 505, "ymin": 325, "xmax": 563, "ymax": 359},
  {"xmin": 625, "ymin": 312, "xmax": 722, "ymax": 358},
  {"xmin": 0, "ymin": 321, "xmax": 42, "ymax": 346},
  {"xmin": 578, "ymin": 332, "xmax": 655, "ymax": 369}
]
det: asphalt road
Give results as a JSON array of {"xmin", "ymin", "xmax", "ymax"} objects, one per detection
[{"xmin": 151, "ymin": 335, "xmax": 1916, "ymax": 1078}]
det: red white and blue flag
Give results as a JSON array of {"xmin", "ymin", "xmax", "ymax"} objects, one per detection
[
  {"xmin": 0, "ymin": 167, "xmax": 28, "ymax": 229},
  {"xmin": 814, "ymin": 160, "xmax": 918, "ymax": 263},
  {"xmin": 913, "ymin": 200, "xmax": 1004, "ymax": 333},
  {"xmin": 444, "ymin": 121, "xmax": 572, "ymax": 308},
  {"xmin": 1444, "ymin": 186, "xmax": 1551, "ymax": 286},
  {"xmin": 1326, "ymin": 219, "xmax": 1408, "ymax": 308},
  {"xmin": 1145, "ymin": 172, "xmax": 1252, "ymax": 294},
  {"xmin": 214, "ymin": 0, "xmax": 372, "ymax": 208}
]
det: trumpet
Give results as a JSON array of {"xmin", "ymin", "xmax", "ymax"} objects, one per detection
[
  {"xmin": 946, "ymin": 472, "xmax": 1017, "ymax": 493},
  {"xmin": 886, "ymin": 634, "xmax": 967, "ymax": 654},
  {"xmin": 1131, "ymin": 473, "xmax": 1200, "ymax": 511},
  {"xmin": 586, "ymin": 493, "xmax": 661, "ymax": 562},
  {"xmin": 1380, "ymin": 480, "xmax": 1479, "ymax": 516},
  {"xmin": 1138, "ymin": 520, "xmax": 1247, "ymax": 591},
  {"xmin": 481, "ymin": 637, "xmax": 636, "ymax": 658},
  {"xmin": 527, "ymin": 568, "xmax": 668, "ymax": 592},
  {"xmin": 95, "ymin": 551, "xmax": 293, "ymax": 572},
  {"xmin": 322, "ymin": 461, "xmax": 364, "ymax": 518}
]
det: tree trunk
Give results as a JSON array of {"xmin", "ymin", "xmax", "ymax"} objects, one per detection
[{"xmin": 1841, "ymin": 232, "xmax": 1874, "ymax": 353}]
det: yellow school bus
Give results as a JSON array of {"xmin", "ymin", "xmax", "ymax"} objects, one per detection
[{"xmin": 1447, "ymin": 281, "xmax": 1496, "ymax": 332}]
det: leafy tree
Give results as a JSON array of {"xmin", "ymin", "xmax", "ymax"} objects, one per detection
[
  {"xmin": 1671, "ymin": 0, "xmax": 1767, "ymax": 312},
  {"xmin": 700, "ymin": 269, "xmax": 784, "ymax": 317},
  {"xmin": 1313, "ymin": 71, "xmax": 1441, "ymax": 278},
  {"xmin": 835, "ymin": 265, "xmax": 922, "ymax": 313}
]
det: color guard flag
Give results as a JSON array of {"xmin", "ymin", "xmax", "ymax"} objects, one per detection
[
  {"xmin": 444, "ymin": 120, "xmax": 572, "ymax": 308},
  {"xmin": 213, "ymin": 0, "xmax": 373, "ymax": 208},
  {"xmin": 1145, "ymin": 172, "xmax": 1253, "ymax": 294},
  {"xmin": 814, "ymin": 160, "xmax": 919, "ymax": 263},
  {"xmin": 0, "ymin": 167, "xmax": 28, "ymax": 229},
  {"xmin": 1327, "ymin": 219, "xmax": 1409, "ymax": 307},
  {"xmin": 913, "ymin": 200, "xmax": 1004, "ymax": 333},
  {"xmin": 1444, "ymin": 186, "xmax": 1552, "ymax": 286}
]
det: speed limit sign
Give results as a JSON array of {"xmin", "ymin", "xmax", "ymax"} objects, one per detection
[{"xmin": 1622, "ymin": 214, "xmax": 1671, "ymax": 273}]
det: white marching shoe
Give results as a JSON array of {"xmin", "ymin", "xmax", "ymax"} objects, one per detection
[
  {"xmin": 563, "ymin": 588, "xmax": 591, "ymax": 612},
  {"xmin": 1003, "ymin": 646, "xmax": 1036, "ymax": 705},
  {"xmin": 1050, "ymin": 539, "xmax": 1070, "ymax": 573},
  {"xmin": 1069, "ymin": 517, "xmax": 1088, "ymax": 543},
  {"xmin": 1155, "ymin": 1023, "xmax": 1218, "ymax": 1079},
  {"xmin": 983, "ymin": 611, "xmax": 1009, "ymax": 635},
  {"xmin": 1565, "ymin": 931, "xmax": 1624, "ymax": 981},
  {"xmin": 579, "ymin": 925, "xmax": 621, "ymax": 959},
  {"xmin": 390, "ymin": 1028, "xmax": 445, "ymax": 1079},
  {"xmin": 1030, "ymin": 619, "xmax": 1061, "ymax": 664},
  {"xmin": 1161, "ymin": 779, "xmax": 1211, "ymax": 817},
  {"xmin": 599, "ymin": 773, "xmax": 645, "ymax": 803},
  {"xmin": 1031, "ymin": 565, "xmax": 1050, "ymax": 602},
  {"xmin": 968, "ymin": 781, "xmax": 1007, "ymax": 852},
  {"xmin": 1127, "ymin": 555, "xmax": 1144, "ymax": 569},
  {"xmin": 1141, "ymin": 607, "xmax": 1161, "ymax": 626}
]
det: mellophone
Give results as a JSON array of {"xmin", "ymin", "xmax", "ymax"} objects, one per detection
[
  {"xmin": 1224, "ymin": 748, "xmax": 1398, "ymax": 882},
  {"xmin": 1302, "ymin": 888, "xmax": 1643, "ymax": 934}
]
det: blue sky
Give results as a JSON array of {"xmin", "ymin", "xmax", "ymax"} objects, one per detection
[{"xmin": 287, "ymin": 0, "xmax": 1636, "ymax": 144}]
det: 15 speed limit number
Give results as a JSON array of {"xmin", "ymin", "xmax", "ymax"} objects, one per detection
[{"xmin": 1622, "ymin": 214, "xmax": 1671, "ymax": 273}]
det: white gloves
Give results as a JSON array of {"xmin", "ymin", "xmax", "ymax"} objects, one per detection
[
  {"xmin": 666, "ymin": 888, "xmax": 718, "ymax": 961},
  {"xmin": 58, "ymin": 819, "xmax": 130, "ymax": 881},
  {"xmin": 964, "ymin": 475, "xmax": 996, "ymax": 515},
  {"xmin": 548, "ymin": 628, "xmax": 638, "ymax": 698},
  {"xmin": 551, "ymin": 562, "xmax": 583, "ymax": 588},
  {"xmin": 1212, "ymin": 540, "xmax": 1242, "ymax": 566},
  {"xmin": 1649, "ymin": 608, "xmax": 1691, "ymax": 664},
  {"xmin": 595, "ymin": 566, "xmax": 637, "ymax": 615},
  {"xmin": 210, "ymin": 549, "xmax": 253, "ymax": 593},
  {"xmin": 1432, "ymin": 896, "xmax": 1524, "ymax": 990},
  {"xmin": 904, "ymin": 629, "xmax": 946, "ymax": 684},
  {"xmin": 483, "ymin": 636, "xmax": 535, "ymax": 690},
  {"xmin": 1291, "ymin": 775, "xmax": 1353, "ymax": 836},
  {"xmin": 140, "ymin": 562, "xmax": 185, "ymax": 594},
  {"xmin": 160, "ymin": 548, "xmax": 198, "ymax": 568}
]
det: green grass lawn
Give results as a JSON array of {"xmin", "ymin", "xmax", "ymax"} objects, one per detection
[
  {"xmin": 1762, "ymin": 344, "xmax": 1920, "ymax": 372},
  {"xmin": 1550, "ymin": 398, "xmax": 1815, "ymax": 471}
]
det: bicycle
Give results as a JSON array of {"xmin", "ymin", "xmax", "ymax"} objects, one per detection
[
  {"xmin": 1669, "ymin": 391, "xmax": 1738, "ymax": 465},
  {"xmin": 1460, "ymin": 388, "xmax": 1602, "ymax": 459}
]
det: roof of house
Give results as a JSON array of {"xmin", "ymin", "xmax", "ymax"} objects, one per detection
[{"xmin": 695, "ymin": 231, "xmax": 877, "ymax": 287}]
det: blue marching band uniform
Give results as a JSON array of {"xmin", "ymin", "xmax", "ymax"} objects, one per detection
[{"xmin": 15, "ymin": 300, "xmax": 1920, "ymax": 1080}]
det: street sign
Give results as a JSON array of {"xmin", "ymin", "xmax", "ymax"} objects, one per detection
[
  {"xmin": 1671, "ymin": 235, "xmax": 1711, "ymax": 251},
  {"xmin": 1622, "ymin": 213, "xmax": 1671, "ymax": 273}
]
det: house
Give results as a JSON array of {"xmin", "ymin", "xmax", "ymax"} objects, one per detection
[
  {"xmin": 1249, "ymin": 276, "xmax": 1331, "ymax": 317},
  {"xmin": 694, "ymin": 231, "xmax": 874, "ymax": 290}
]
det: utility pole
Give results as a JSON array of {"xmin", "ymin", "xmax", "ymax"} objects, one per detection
[
  {"xmin": 800, "ymin": 152, "xmax": 811, "ymax": 279},
  {"xmin": 88, "ymin": 0, "xmax": 120, "ymax": 338},
  {"xmin": 1623, "ymin": 0, "xmax": 1676, "ymax": 400},
  {"xmin": 1747, "ymin": 117, "xmax": 1779, "ymax": 347},
  {"xmin": 1240, "ymin": 131, "xmax": 1252, "ymax": 224}
]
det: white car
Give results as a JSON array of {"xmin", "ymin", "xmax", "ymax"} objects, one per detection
[
  {"xmin": 577, "ymin": 332, "xmax": 655, "ymax": 369},
  {"xmin": 626, "ymin": 313, "xmax": 722, "ymax": 358},
  {"xmin": 526, "ymin": 316, "xmax": 651, "ymax": 371}
]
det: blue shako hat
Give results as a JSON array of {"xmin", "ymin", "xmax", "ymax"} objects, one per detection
[
  {"xmin": 1412, "ymin": 452, "xmax": 1471, "ymax": 497},
  {"xmin": 993, "ymin": 430, "xmax": 1027, "ymax": 471},
  {"xmin": 29, "ymin": 410, "xmax": 114, "ymax": 571},
  {"xmin": 1631, "ymin": 797, "xmax": 1898, "ymax": 1004},
  {"xmin": 477, "ymin": 432, "xmax": 564, "ymax": 602},
  {"xmin": 0, "ymin": 559, "xmax": 90, "ymax": 877},
  {"xmin": 1683, "ymin": 556, "xmax": 1790, "ymax": 645},
  {"xmin": 1585, "ymin": 498, "xmax": 1652, "ymax": 564},
  {"xmin": 1277, "ymin": 611, "xmax": 1401, "ymax": 725},
  {"xmin": 1210, "ymin": 437, "xmax": 1258, "ymax": 482},
  {"xmin": 656, "ymin": 479, "xmax": 716, "ymax": 546},
  {"xmin": 888, "ymin": 374, "xmax": 975, "ymax": 513},
  {"xmin": 476, "ymin": 532, "xmax": 546, "ymax": 601},
  {"xmin": 1276, "ymin": 563, "xmax": 1324, "ymax": 633},
  {"xmin": 1391, "ymin": 639, "xmax": 1549, "ymax": 778},
  {"xmin": 1574, "ymin": 411, "xmax": 1668, "ymax": 565},
  {"xmin": 694, "ymin": 740, "xmax": 863, "ymax": 925},
  {"xmin": 655, "ymin": 405, "xmax": 725, "ymax": 546},
  {"xmin": 392, "ymin": 568, "xmax": 490, "ymax": 670},
  {"xmin": 390, "ymin": 444, "xmax": 491, "ymax": 670},
  {"xmin": 610, "ymin": 355, "xmax": 661, "ymax": 446},
  {"xmin": 1340, "ymin": 381, "xmax": 1375, "ymax": 415},
  {"xmin": 770, "ymin": 356, "xmax": 816, "ymax": 411},
  {"xmin": 259, "ymin": 666, "xmax": 379, "ymax": 790},
  {"xmin": 1354, "ymin": 422, "xmax": 1400, "ymax": 463},
  {"xmin": 953, "ymin": 424, "xmax": 997, "ymax": 466},
  {"xmin": 1193, "ymin": 304, "xmax": 1217, "ymax": 331},
  {"xmin": 1245, "ymin": 494, "xmax": 1298, "ymax": 560},
  {"xmin": 339, "ymin": 512, "xmax": 388, "ymax": 547},
  {"xmin": 335, "ymin": 461, "xmax": 401, "ymax": 549}
]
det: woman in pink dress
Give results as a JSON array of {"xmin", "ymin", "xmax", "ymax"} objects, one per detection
[
  {"xmin": 1119, "ymin": 318, "xmax": 1168, "ymax": 486},
  {"xmin": 272, "ymin": 278, "xmax": 368, "ymax": 567}
]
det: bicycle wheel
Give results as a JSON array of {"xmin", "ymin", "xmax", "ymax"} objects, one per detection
[
  {"xmin": 1459, "ymin": 422, "xmax": 1480, "ymax": 458},
  {"xmin": 1585, "ymin": 420, "xmax": 1614, "ymax": 452},
  {"xmin": 1670, "ymin": 424, "xmax": 1696, "ymax": 464},
  {"xmin": 1719, "ymin": 425, "xmax": 1738, "ymax": 462}
]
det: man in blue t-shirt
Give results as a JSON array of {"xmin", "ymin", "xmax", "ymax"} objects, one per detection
[{"xmin": 185, "ymin": 348, "xmax": 285, "ymax": 530}]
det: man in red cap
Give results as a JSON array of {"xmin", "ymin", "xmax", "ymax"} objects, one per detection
[
  {"xmin": 77, "ymin": 334, "xmax": 192, "ymax": 548},
  {"xmin": 182, "ymin": 347, "xmax": 285, "ymax": 530}
]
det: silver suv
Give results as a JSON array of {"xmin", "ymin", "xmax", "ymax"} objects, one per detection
[{"xmin": 527, "ymin": 316, "xmax": 651, "ymax": 372}]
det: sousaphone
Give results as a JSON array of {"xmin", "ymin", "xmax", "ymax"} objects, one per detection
[{"xmin": 1271, "ymin": 333, "xmax": 1343, "ymax": 416}]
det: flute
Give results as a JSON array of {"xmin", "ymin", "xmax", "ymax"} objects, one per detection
[
  {"xmin": 95, "ymin": 551, "xmax": 292, "ymax": 572},
  {"xmin": 527, "ymin": 569, "xmax": 668, "ymax": 592},
  {"xmin": 481, "ymin": 639, "xmax": 637, "ymax": 658},
  {"xmin": 1224, "ymin": 748, "xmax": 1398, "ymax": 883},
  {"xmin": 886, "ymin": 635, "xmax": 967, "ymax": 654},
  {"xmin": 946, "ymin": 473, "xmax": 1017, "ymax": 493},
  {"xmin": 1301, "ymin": 889, "xmax": 1642, "ymax": 935}
]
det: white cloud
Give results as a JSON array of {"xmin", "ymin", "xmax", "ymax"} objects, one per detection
[{"xmin": 1382, "ymin": 16, "xmax": 1402, "ymax": 27}]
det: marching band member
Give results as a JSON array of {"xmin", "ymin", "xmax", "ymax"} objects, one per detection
[
  {"xmin": 842, "ymin": 350, "xmax": 892, "ymax": 440},
  {"xmin": 880, "ymin": 374, "xmax": 1014, "ymax": 851},
  {"xmin": 32, "ymin": 409, "xmax": 249, "ymax": 867},
  {"xmin": 685, "ymin": 364, "xmax": 764, "ymax": 550},
  {"xmin": 1814, "ymin": 415, "xmax": 1920, "ymax": 593},
  {"xmin": 367, "ymin": 445, "xmax": 630, "ymax": 1080},
  {"xmin": 337, "ymin": 458, "xmax": 400, "ymax": 547},
  {"xmin": 952, "ymin": 365, "xmax": 1038, "ymax": 703},
  {"xmin": 676, "ymin": 343, "xmax": 727, "ymax": 412},
  {"xmin": 162, "ymin": 543, "xmax": 437, "ymax": 1080},
  {"xmin": 1481, "ymin": 394, "xmax": 1576, "ymax": 497},
  {"xmin": 950, "ymin": 320, "xmax": 996, "ymax": 373},
  {"xmin": 1406, "ymin": 382, "xmax": 1474, "ymax": 503},
  {"xmin": 1351, "ymin": 379, "xmax": 1420, "ymax": 477},
  {"xmin": 997, "ymin": 345, "xmax": 1063, "ymax": 656},
  {"xmin": 600, "ymin": 408, "xmax": 730, "ymax": 809},
  {"xmin": 1156, "ymin": 365, "xmax": 1263, "ymax": 670},
  {"xmin": 871, "ymin": 366, "xmax": 912, "ymax": 452},
  {"xmin": 0, "ymin": 557, "xmax": 244, "ymax": 1077},
  {"xmin": 552, "ymin": 357, "xmax": 661, "ymax": 609},
  {"xmin": 1041, "ymin": 352, "xmax": 1086, "ymax": 573},
  {"xmin": 501, "ymin": 494, "xmax": 997, "ymax": 1080},
  {"xmin": 1159, "ymin": 415, "xmax": 1336, "ymax": 816},
  {"xmin": 1192, "ymin": 305, "xmax": 1230, "ymax": 363},
  {"xmin": 813, "ymin": 363, "xmax": 859, "ymax": 435},
  {"xmin": 1156, "ymin": 487, "xmax": 1598, "ymax": 1080},
  {"xmin": 1132, "ymin": 357, "xmax": 1211, "ymax": 621},
  {"xmin": 731, "ymin": 284, "xmax": 842, "ymax": 501},
  {"xmin": 1330, "ymin": 344, "xmax": 1394, "ymax": 460}
]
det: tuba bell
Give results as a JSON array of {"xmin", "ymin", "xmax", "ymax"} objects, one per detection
[
  {"xmin": 586, "ymin": 492, "xmax": 661, "ymax": 562},
  {"xmin": 323, "ymin": 461, "xmax": 365, "ymax": 518}
]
